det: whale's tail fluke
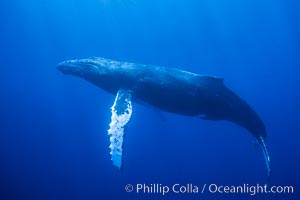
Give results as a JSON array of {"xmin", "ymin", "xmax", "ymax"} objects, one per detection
[{"xmin": 258, "ymin": 136, "xmax": 271, "ymax": 184}]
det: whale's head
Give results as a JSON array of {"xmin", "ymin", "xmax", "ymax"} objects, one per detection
[
  {"xmin": 57, "ymin": 57, "xmax": 124, "ymax": 93},
  {"xmin": 57, "ymin": 57, "xmax": 113, "ymax": 76}
]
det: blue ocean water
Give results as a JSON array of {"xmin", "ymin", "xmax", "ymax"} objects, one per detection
[{"xmin": 0, "ymin": 0, "xmax": 299, "ymax": 199}]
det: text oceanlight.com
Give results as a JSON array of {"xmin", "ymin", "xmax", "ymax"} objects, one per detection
[{"xmin": 124, "ymin": 183, "xmax": 294, "ymax": 196}]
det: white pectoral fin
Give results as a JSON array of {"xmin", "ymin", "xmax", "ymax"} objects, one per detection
[{"xmin": 107, "ymin": 89, "xmax": 133, "ymax": 169}]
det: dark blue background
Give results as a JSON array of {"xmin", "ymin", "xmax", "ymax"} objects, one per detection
[{"xmin": 0, "ymin": 0, "xmax": 299, "ymax": 199}]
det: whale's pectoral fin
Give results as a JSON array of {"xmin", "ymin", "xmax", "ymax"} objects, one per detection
[
  {"xmin": 107, "ymin": 89, "xmax": 133, "ymax": 169},
  {"xmin": 258, "ymin": 136, "xmax": 271, "ymax": 184}
]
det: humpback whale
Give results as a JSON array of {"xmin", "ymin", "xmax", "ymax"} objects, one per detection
[{"xmin": 57, "ymin": 57, "xmax": 270, "ymax": 182}]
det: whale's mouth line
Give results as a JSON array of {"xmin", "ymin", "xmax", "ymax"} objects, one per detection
[
  {"xmin": 57, "ymin": 60, "xmax": 102, "ymax": 77},
  {"xmin": 57, "ymin": 61, "xmax": 71, "ymax": 73},
  {"xmin": 57, "ymin": 61, "xmax": 84, "ymax": 75}
]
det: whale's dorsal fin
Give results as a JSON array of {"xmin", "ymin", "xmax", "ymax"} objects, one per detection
[
  {"xmin": 215, "ymin": 77, "xmax": 224, "ymax": 83},
  {"xmin": 107, "ymin": 89, "xmax": 133, "ymax": 169},
  {"xmin": 197, "ymin": 75, "xmax": 224, "ymax": 86}
]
